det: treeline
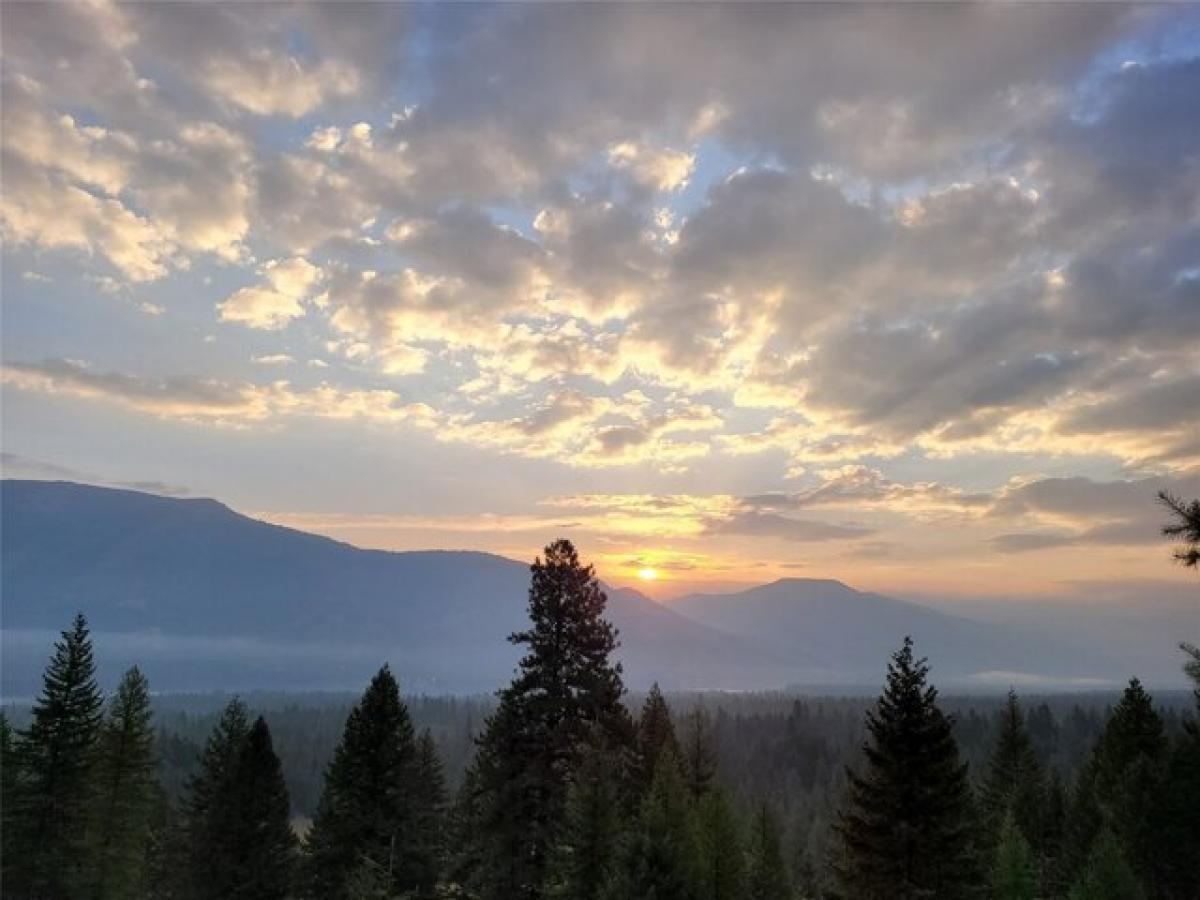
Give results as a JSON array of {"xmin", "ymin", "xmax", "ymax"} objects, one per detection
[{"xmin": 2, "ymin": 539, "xmax": 1198, "ymax": 899}]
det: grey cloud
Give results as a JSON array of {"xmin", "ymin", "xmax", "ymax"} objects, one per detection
[{"xmin": 709, "ymin": 510, "xmax": 874, "ymax": 543}]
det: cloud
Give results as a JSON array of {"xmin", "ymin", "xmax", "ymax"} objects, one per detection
[{"xmin": 218, "ymin": 257, "xmax": 323, "ymax": 329}]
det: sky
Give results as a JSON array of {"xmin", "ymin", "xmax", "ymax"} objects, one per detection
[{"xmin": 2, "ymin": 2, "xmax": 1199, "ymax": 600}]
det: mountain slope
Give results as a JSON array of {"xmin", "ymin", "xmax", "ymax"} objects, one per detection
[
  {"xmin": 671, "ymin": 578, "xmax": 1119, "ymax": 685},
  {"xmin": 0, "ymin": 480, "xmax": 789, "ymax": 694}
]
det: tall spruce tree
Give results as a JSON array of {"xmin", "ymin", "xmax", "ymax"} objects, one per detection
[
  {"xmin": 619, "ymin": 748, "xmax": 701, "ymax": 900},
  {"xmin": 1066, "ymin": 828, "xmax": 1144, "ymax": 900},
  {"xmin": 681, "ymin": 706, "xmax": 718, "ymax": 801},
  {"xmin": 695, "ymin": 786, "xmax": 745, "ymax": 900},
  {"xmin": 991, "ymin": 811, "xmax": 1036, "ymax": 900},
  {"xmin": 635, "ymin": 684, "xmax": 679, "ymax": 792},
  {"xmin": 1, "ymin": 713, "xmax": 16, "ymax": 886},
  {"xmin": 833, "ymin": 636, "xmax": 980, "ymax": 899},
  {"xmin": 410, "ymin": 728, "xmax": 448, "ymax": 898},
  {"xmin": 745, "ymin": 801, "xmax": 790, "ymax": 900},
  {"xmin": 184, "ymin": 696, "xmax": 250, "ymax": 900},
  {"xmin": 545, "ymin": 739, "xmax": 629, "ymax": 900},
  {"xmin": 216, "ymin": 716, "xmax": 296, "ymax": 900},
  {"xmin": 10, "ymin": 613, "xmax": 105, "ymax": 899},
  {"xmin": 87, "ymin": 666, "xmax": 159, "ymax": 900},
  {"xmin": 981, "ymin": 691, "xmax": 1045, "ymax": 876},
  {"xmin": 304, "ymin": 665, "xmax": 419, "ymax": 900},
  {"xmin": 464, "ymin": 539, "xmax": 634, "ymax": 900}
]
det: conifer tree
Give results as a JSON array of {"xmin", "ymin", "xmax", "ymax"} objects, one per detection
[
  {"xmin": 465, "ymin": 540, "xmax": 634, "ymax": 900},
  {"xmin": 991, "ymin": 811, "xmax": 1036, "ymax": 900},
  {"xmin": 304, "ymin": 665, "xmax": 419, "ymax": 900},
  {"xmin": 545, "ymin": 740, "xmax": 629, "ymax": 900},
  {"xmin": 1150, "ymin": 716, "xmax": 1200, "ymax": 900},
  {"xmin": 87, "ymin": 666, "xmax": 159, "ymax": 900},
  {"xmin": 410, "ymin": 728, "xmax": 448, "ymax": 898},
  {"xmin": 635, "ymin": 684, "xmax": 679, "ymax": 792},
  {"xmin": 745, "ymin": 801, "xmax": 790, "ymax": 900},
  {"xmin": 833, "ymin": 637, "xmax": 979, "ymax": 899},
  {"xmin": 10, "ymin": 613, "xmax": 105, "ymax": 899},
  {"xmin": 681, "ymin": 706, "xmax": 718, "ymax": 800},
  {"xmin": 619, "ymin": 748, "xmax": 700, "ymax": 900},
  {"xmin": 1066, "ymin": 828, "xmax": 1144, "ymax": 900},
  {"xmin": 695, "ymin": 786, "xmax": 745, "ymax": 900},
  {"xmin": 184, "ymin": 696, "xmax": 250, "ymax": 900},
  {"xmin": 217, "ymin": 716, "xmax": 296, "ymax": 900},
  {"xmin": 1, "ymin": 713, "xmax": 16, "ymax": 885},
  {"xmin": 981, "ymin": 691, "xmax": 1044, "ymax": 850}
]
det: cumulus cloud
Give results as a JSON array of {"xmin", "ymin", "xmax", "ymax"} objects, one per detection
[{"xmin": 218, "ymin": 257, "xmax": 323, "ymax": 330}]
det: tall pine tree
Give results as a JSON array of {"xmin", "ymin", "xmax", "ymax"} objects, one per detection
[
  {"xmin": 303, "ymin": 665, "xmax": 419, "ymax": 900},
  {"xmin": 981, "ymin": 691, "xmax": 1044, "ymax": 849},
  {"xmin": 618, "ymin": 748, "xmax": 700, "ymax": 900},
  {"xmin": 10, "ymin": 613, "xmax": 105, "ymax": 899},
  {"xmin": 87, "ymin": 666, "xmax": 160, "ymax": 900},
  {"xmin": 183, "ymin": 697, "xmax": 250, "ymax": 900},
  {"xmin": 695, "ymin": 786, "xmax": 745, "ymax": 900},
  {"xmin": 410, "ymin": 728, "xmax": 448, "ymax": 898},
  {"xmin": 745, "ymin": 801, "xmax": 790, "ymax": 900},
  {"xmin": 463, "ymin": 540, "xmax": 634, "ymax": 900},
  {"xmin": 634, "ymin": 684, "xmax": 679, "ymax": 793},
  {"xmin": 681, "ymin": 706, "xmax": 718, "ymax": 801},
  {"xmin": 833, "ymin": 637, "xmax": 979, "ymax": 899},
  {"xmin": 216, "ymin": 716, "xmax": 297, "ymax": 900},
  {"xmin": 991, "ymin": 811, "xmax": 1036, "ymax": 900}
]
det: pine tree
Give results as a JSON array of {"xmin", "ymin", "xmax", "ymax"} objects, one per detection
[
  {"xmin": 991, "ymin": 811, "xmax": 1036, "ymax": 900},
  {"xmin": 465, "ymin": 540, "xmax": 635, "ymax": 900},
  {"xmin": 833, "ymin": 636, "xmax": 980, "ymax": 899},
  {"xmin": 1091, "ymin": 679, "xmax": 1166, "ymax": 894},
  {"xmin": 410, "ymin": 728, "xmax": 448, "ymax": 898},
  {"xmin": 303, "ymin": 665, "xmax": 418, "ymax": 900},
  {"xmin": 695, "ymin": 786, "xmax": 744, "ymax": 900},
  {"xmin": 1150, "ymin": 715, "xmax": 1200, "ymax": 900},
  {"xmin": 1066, "ymin": 828, "xmax": 1144, "ymax": 900},
  {"xmin": 87, "ymin": 666, "xmax": 160, "ymax": 900},
  {"xmin": 635, "ymin": 684, "xmax": 679, "ymax": 793},
  {"xmin": 545, "ymin": 739, "xmax": 629, "ymax": 900},
  {"xmin": 981, "ymin": 691, "xmax": 1044, "ymax": 849},
  {"xmin": 1, "ymin": 713, "xmax": 17, "ymax": 885},
  {"xmin": 217, "ymin": 716, "xmax": 297, "ymax": 900},
  {"xmin": 745, "ymin": 801, "xmax": 790, "ymax": 900},
  {"xmin": 10, "ymin": 613, "xmax": 105, "ymax": 898},
  {"xmin": 184, "ymin": 697, "xmax": 250, "ymax": 900},
  {"xmin": 681, "ymin": 706, "xmax": 718, "ymax": 801},
  {"xmin": 619, "ymin": 748, "xmax": 700, "ymax": 900}
]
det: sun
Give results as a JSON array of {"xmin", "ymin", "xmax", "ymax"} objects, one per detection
[{"xmin": 637, "ymin": 566, "xmax": 659, "ymax": 582}]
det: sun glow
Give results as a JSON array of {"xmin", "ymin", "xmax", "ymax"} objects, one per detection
[{"xmin": 637, "ymin": 567, "xmax": 659, "ymax": 582}]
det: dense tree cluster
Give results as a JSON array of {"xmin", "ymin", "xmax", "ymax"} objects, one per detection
[{"xmin": 2, "ymin": 539, "xmax": 1197, "ymax": 899}]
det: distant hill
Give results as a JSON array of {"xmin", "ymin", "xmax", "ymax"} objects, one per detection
[
  {"xmin": 0, "ymin": 480, "xmax": 789, "ymax": 694},
  {"xmin": 0, "ymin": 480, "xmax": 1161, "ymax": 696},
  {"xmin": 671, "ymin": 579, "xmax": 1100, "ymax": 685}
]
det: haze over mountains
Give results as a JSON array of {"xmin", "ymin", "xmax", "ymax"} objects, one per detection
[{"xmin": 1, "ymin": 480, "xmax": 1190, "ymax": 696}]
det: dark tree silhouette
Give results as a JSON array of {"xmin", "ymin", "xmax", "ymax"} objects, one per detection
[
  {"xmin": 1158, "ymin": 490, "xmax": 1200, "ymax": 568},
  {"xmin": 834, "ymin": 636, "xmax": 980, "ymax": 899}
]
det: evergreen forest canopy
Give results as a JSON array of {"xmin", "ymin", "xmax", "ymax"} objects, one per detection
[{"xmin": 2, "ymin": 536, "xmax": 1198, "ymax": 900}]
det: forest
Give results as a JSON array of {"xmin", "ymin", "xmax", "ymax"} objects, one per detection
[{"xmin": 2, "ymin": 538, "xmax": 1199, "ymax": 900}]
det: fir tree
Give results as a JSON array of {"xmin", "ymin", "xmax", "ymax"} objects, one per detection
[
  {"xmin": 183, "ymin": 697, "xmax": 250, "ymax": 900},
  {"xmin": 981, "ymin": 691, "xmax": 1044, "ymax": 849},
  {"xmin": 991, "ymin": 811, "xmax": 1036, "ymax": 900},
  {"xmin": 410, "ymin": 728, "xmax": 448, "ymax": 898},
  {"xmin": 87, "ymin": 666, "xmax": 160, "ymax": 900},
  {"xmin": 1158, "ymin": 490, "xmax": 1200, "ymax": 568},
  {"xmin": 681, "ymin": 706, "xmax": 718, "ymax": 801},
  {"xmin": 619, "ymin": 748, "xmax": 700, "ymax": 900},
  {"xmin": 465, "ymin": 540, "xmax": 635, "ymax": 900},
  {"xmin": 1, "ymin": 713, "xmax": 17, "ymax": 885},
  {"xmin": 635, "ymin": 684, "xmax": 679, "ymax": 792},
  {"xmin": 745, "ymin": 801, "xmax": 790, "ymax": 900},
  {"xmin": 1150, "ymin": 716, "xmax": 1200, "ymax": 900},
  {"xmin": 217, "ymin": 717, "xmax": 297, "ymax": 900},
  {"xmin": 10, "ymin": 613, "xmax": 105, "ymax": 899},
  {"xmin": 303, "ymin": 665, "xmax": 419, "ymax": 900},
  {"xmin": 545, "ymin": 740, "xmax": 629, "ymax": 900},
  {"xmin": 833, "ymin": 636, "xmax": 980, "ymax": 899},
  {"xmin": 695, "ymin": 786, "xmax": 745, "ymax": 900},
  {"xmin": 1066, "ymin": 828, "xmax": 1144, "ymax": 900}
]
